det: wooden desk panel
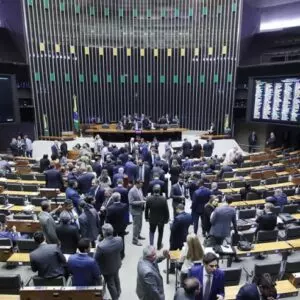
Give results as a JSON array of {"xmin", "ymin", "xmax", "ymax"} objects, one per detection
[
  {"xmin": 286, "ymin": 239, "xmax": 300, "ymax": 250},
  {"xmin": 0, "ymin": 296, "xmax": 19, "ymax": 300},
  {"xmin": 0, "ymin": 178, "xmax": 45, "ymax": 185},
  {"xmin": 235, "ymin": 241, "xmax": 292, "ymax": 257},
  {"xmin": 0, "ymin": 191, "xmax": 39, "ymax": 197},
  {"xmin": 291, "ymin": 214, "xmax": 300, "ymax": 220},
  {"xmin": 0, "ymin": 205, "xmax": 41, "ymax": 213},
  {"xmin": 7, "ymin": 253, "xmax": 29, "ymax": 263},
  {"xmin": 225, "ymin": 280, "xmax": 298, "ymax": 300},
  {"xmin": 6, "ymin": 219, "xmax": 41, "ymax": 233}
]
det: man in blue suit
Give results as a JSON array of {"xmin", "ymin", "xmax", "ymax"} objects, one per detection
[
  {"xmin": 67, "ymin": 238, "xmax": 101, "ymax": 286},
  {"xmin": 45, "ymin": 163, "xmax": 64, "ymax": 191},
  {"xmin": 192, "ymin": 180, "xmax": 212, "ymax": 235},
  {"xmin": 236, "ymin": 273, "xmax": 277, "ymax": 300},
  {"xmin": 124, "ymin": 156, "xmax": 138, "ymax": 182},
  {"xmin": 51, "ymin": 141, "xmax": 60, "ymax": 160},
  {"xmin": 65, "ymin": 180, "xmax": 81, "ymax": 214},
  {"xmin": 189, "ymin": 252, "xmax": 224, "ymax": 300},
  {"xmin": 77, "ymin": 167, "xmax": 95, "ymax": 194},
  {"xmin": 148, "ymin": 173, "xmax": 165, "ymax": 195},
  {"xmin": 170, "ymin": 175, "xmax": 187, "ymax": 219}
]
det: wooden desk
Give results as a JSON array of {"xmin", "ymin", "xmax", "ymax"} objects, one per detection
[
  {"xmin": 224, "ymin": 171, "xmax": 290, "ymax": 182},
  {"xmin": 0, "ymin": 205, "xmax": 41, "ymax": 213},
  {"xmin": 0, "ymin": 296, "xmax": 19, "ymax": 300},
  {"xmin": 245, "ymin": 199, "xmax": 266, "ymax": 206},
  {"xmin": 234, "ymin": 163, "xmax": 283, "ymax": 173},
  {"xmin": 6, "ymin": 219, "xmax": 41, "ymax": 233},
  {"xmin": 166, "ymin": 250, "xmax": 181, "ymax": 284},
  {"xmin": 235, "ymin": 241, "xmax": 292, "ymax": 257},
  {"xmin": 291, "ymin": 214, "xmax": 300, "ymax": 220},
  {"xmin": 218, "ymin": 201, "xmax": 248, "ymax": 208},
  {"xmin": 286, "ymin": 239, "xmax": 300, "ymax": 250},
  {"xmin": 225, "ymin": 280, "xmax": 298, "ymax": 300},
  {"xmin": 0, "ymin": 178, "xmax": 45, "ymax": 185},
  {"xmin": 0, "ymin": 191, "xmax": 39, "ymax": 197},
  {"xmin": 7, "ymin": 253, "xmax": 29, "ymax": 263}
]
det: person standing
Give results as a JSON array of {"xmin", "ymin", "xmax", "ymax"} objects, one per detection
[
  {"xmin": 192, "ymin": 140, "xmax": 202, "ymax": 159},
  {"xmin": 136, "ymin": 245, "xmax": 169, "ymax": 300},
  {"xmin": 192, "ymin": 180, "xmax": 212, "ymax": 235},
  {"xmin": 256, "ymin": 203, "xmax": 277, "ymax": 234},
  {"xmin": 182, "ymin": 138, "xmax": 192, "ymax": 158},
  {"xmin": 189, "ymin": 252, "xmax": 225, "ymax": 300},
  {"xmin": 248, "ymin": 131, "xmax": 257, "ymax": 153},
  {"xmin": 24, "ymin": 135, "xmax": 33, "ymax": 157},
  {"xmin": 30, "ymin": 231, "xmax": 66, "ymax": 279},
  {"xmin": 203, "ymin": 139, "xmax": 214, "ymax": 157},
  {"xmin": 266, "ymin": 132, "xmax": 276, "ymax": 149},
  {"xmin": 202, "ymin": 196, "xmax": 219, "ymax": 237},
  {"xmin": 145, "ymin": 185, "xmax": 169, "ymax": 250},
  {"xmin": 40, "ymin": 154, "xmax": 50, "ymax": 172},
  {"xmin": 174, "ymin": 277, "xmax": 201, "ymax": 300},
  {"xmin": 128, "ymin": 180, "xmax": 146, "ymax": 246},
  {"xmin": 94, "ymin": 224, "xmax": 123, "ymax": 300},
  {"xmin": 170, "ymin": 175, "xmax": 186, "ymax": 219},
  {"xmin": 67, "ymin": 238, "xmax": 101, "ymax": 286},
  {"xmin": 65, "ymin": 180, "xmax": 81, "ymax": 214},
  {"xmin": 44, "ymin": 162, "xmax": 64, "ymax": 191},
  {"xmin": 38, "ymin": 200, "xmax": 60, "ymax": 244}
]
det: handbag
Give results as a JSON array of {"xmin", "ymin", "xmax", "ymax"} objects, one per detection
[{"xmin": 237, "ymin": 234, "xmax": 253, "ymax": 251}]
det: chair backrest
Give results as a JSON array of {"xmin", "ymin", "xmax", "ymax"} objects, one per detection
[
  {"xmin": 278, "ymin": 176, "xmax": 289, "ymax": 183},
  {"xmin": 240, "ymin": 232, "xmax": 255, "ymax": 243},
  {"xmin": 17, "ymin": 239, "xmax": 38, "ymax": 252},
  {"xmin": 230, "ymin": 194, "xmax": 241, "ymax": 201},
  {"xmin": 6, "ymin": 183, "xmax": 23, "ymax": 191},
  {"xmin": 246, "ymin": 192, "xmax": 260, "ymax": 200},
  {"xmin": 286, "ymin": 226, "xmax": 300, "ymax": 240},
  {"xmin": 239, "ymin": 208, "xmax": 256, "ymax": 220},
  {"xmin": 223, "ymin": 172, "xmax": 234, "ymax": 179},
  {"xmin": 282, "ymin": 204, "xmax": 298, "ymax": 214},
  {"xmin": 13, "ymin": 214, "xmax": 35, "ymax": 220},
  {"xmin": 19, "ymin": 174, "xmax": 36, "ymax": 180},
  {"xmin": 284, "ymin": 188, "xmax": 295, "ymax": 196},
  {"xmin": 23, "ymin": 185, "xmax": 39, "ymax": 192},
  {"xmin": 6, "ymin": 173, "xmax": 19, "ymax": 180},
  {"xmin": 32, "ymin": 276, "xmax": 66, "ymax": 287},
  {"xmin": 30, "ymin": 198, "xmax": 45, "ymax": 206},
  {"xmin": 272, "ymin": 206, "xmax": 281, "ymax": 215},
  {"xmin": 284, "ymin": 260, "xmax": 300, "ymax": 277},
  {"xmin": 0, "ymin": 213, "xmax": 6, "ymax": 223},
  {"xmin": 223, "ymin": 267, "xmax": 242, "ymax": 286},
  {"xmin": 265, "ymin": 190, "xmax": 274, "ymax": 198},
  {"xmin": 218, "ymin": 182, "xmax": 227, "ymax": 189},
  {"xmin": 0, "ymin": 238, "xmax": 12, "ymax": 247},
  {"xmin": 204, "ymin": 183, "xmax": 211, "ymax": 189},
  {"xmin": 265, "ymin": 178, "xmax": 278, "ymax": 185},
  {"xmin": 248, "ymin": 179, "xmax": 261, "ymax": 186},
  {"xmin": 254, "ymin": 262, "xmax": 281, "ymax": 281},
  {"xmin": 35, "ymin": 174, "xmax": 46, "ymax": 181},
  {"xmin": 0, "ymin": 274, "xmax": 22, "ymax": 294},
  {"xmin": 0, "ymin": 196, "xmax": 6, "ymax": 205},
  {"xmin": 257, "ymin": 229, "xmax": 278, "ymax": 243},
  {"xmin": 8, "ymin": 196, "xmax": 25, "ymax": 206},
  {"xmin": 236, "ymin": 171, "xmax": 248, "ymax": 177},
  {"xmin": 232, "ymin": 181, "xmax": 245, "ymax": 189}
]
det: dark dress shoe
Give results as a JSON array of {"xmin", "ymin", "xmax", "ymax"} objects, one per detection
[
  {"xmin": 138, "ymin": 236, "xmax": 146, "ymax": 240},
  {"xmin": 132, "ymin": 241, "xmax": 142, "ymax": 246}
]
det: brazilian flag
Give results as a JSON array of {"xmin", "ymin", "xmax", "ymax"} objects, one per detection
[{"xmin": 73, "ymin": 95, "xmax": 79, "ymax": 132}]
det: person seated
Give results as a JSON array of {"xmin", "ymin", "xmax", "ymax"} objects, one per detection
[
  {"xmin": 239, "ymin": 183, "xmax": 261, "ymax": 201},
  {"xmin": 142, "ymin": 116, "xmax": 151, "ymax": 130},
  {"xmin": 266, "ymin": 189, "xmax": 287, "ymax": 211},
  {"xmin": 210, "ymin": 182, "xmax": 222, "ymax": 198},
  {"xmin": 171, "ymin": 115, "xmax": 180, "ymax": 125},
  {"xmin": 0, "ymin": 223, "xmax": 20, "ymax": 246},
  {"xmin": 116, "ymin": 121, "xmax": 124, "ymax": 130},
  {"xmin": 256, "ymin": 203, "xmax": 277, "ymax": 233},
  {"xmin": 217, "ymin": 164, "xmax": 233, "ymax": 179},
  {"xmin": 158, "ymin": 115, "xmax": 167, "ymax": 125},
  {"xmin": 174, "ymin": 277, "xmax": 201, "ymax": 300},
  {"xmin": 263, "ymin": 161, "xmax": 275, "ymax": 171},
  {"xmin": 208, "ymin": 122, "xmax": 216, "ymax": 135},
  {"xmin": 30, "ymin": 231, "xmax": 67, "ymax": 279},
  {"xmin": 236, "ymin": 273, "xmax": 277, "ymax": 300},
  {"xmin": 180, "ymin": 234, "xmax": 204, "ymax": 283},
  {"xmin": 67, "ymin": 238, "xmax": 101, "ymax": 286}
]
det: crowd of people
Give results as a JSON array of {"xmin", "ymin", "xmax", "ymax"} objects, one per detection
[
  {"xmin": 0, "ymin": 133, "xmax": 285, "ymax": 300},
  {"xmin": 9, "ymin": 134, "xmax": 33, "ymax": 157}
]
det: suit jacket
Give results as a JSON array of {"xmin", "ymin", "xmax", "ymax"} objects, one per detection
[
  {"xmin": 79, "ymin": 204, "xmax": 100, "ymax": 242},
  {"xmin": 30, "ymin": 244, "xmax": 66, "ymax": 278},
  {"xmin": 189, "ymin": 265, "xmax": 224, "ymax": 300},
  {"xmin": 192, "ymin": 187, "xmax": 212, "ymax": 214},
  {"xmin": 94, "ymin": 186, "xmax": 105, "ymax": 211},
  {"xmin": 65, "ymin": 187, "xmax": 81, "ymax": 214},
  {"xmin": 148, "ymin": 179, "xmax": 165, "ymax": 194},
  {"xmin": 94, "ymin": 236, "xmax": 122, "ymax": 275},
  {"xmin": 236, "ymin": 283, "xmax": 260, "ymax": 300},
  {"xmin": 182, "ymin": 141, "xmax": 192, "ymax": 157},
  {"xmin": 106, "ymin": 202, "xmax": 127, "ymax": 234},
  {"xmin": 174, "ymin": 288, "xmax": 195, "ymax": 300},
  {"xmin": 192, "ymin": 144, "xmax": 202, "ymax": 158},
  {"xmin": 248, "ymin": 134, "xmax": 257, "ymax": 146},
  {"xmin": 210, "ymin": 205, "xmax": 237, "ymax": 238},
  {"xmin": 203, "ymin": 143, "xmax": 214, "ymax": 157},
  {"xmin": 267, "ymin": 194, "xmax": 288, "ymax": 210},
  {"xmin": 38, "ymin": 211, "xmax": 59, "ymax": 244},
  {"xmin": 171, "ymin": 183, "xmax": 186, "ymax": 205},
  {"xmin": 45, "ymin": 168, "xmax": 64, "ymax": 190},
  {"xmin": 124, "ymin": 161, "xmax": 138, "ymax": 181},
  {"xmin": 40, "ymin": 158, "xmax": 50, "ymax": 172},
  {"xmin": 77, "ymin": 172, "xmax": 95, "ymax": 194},
  {"xmin": 56, "ymin": 223, "xmax": 80, "ymax": 254},
  {"xmin": 128, "ymin": 186, "xmax": 144, "ymax": 215},
  {"xmin": 136, "ymin": 257, "xmax": 165, "ymax": 300},
  {"xmin": 170, "ymin": 212, "xmax": 192, "ymax": 250},
  {"xmin": 92, "ymin": 161, "xmax": 102, "ymax": 177},
  {"xmin": 60, "ymin": 142, "xmax": 68, "ymax": 156},
  {"xmin": 256, "ymin": 212, "xmax": 277, "ymax": 232},
  {"xmin": 51, "ymin": 144, "xmax": 60, "ymax": 157},
  {"xmin": 145, "ymin": 194, "xmax": 169, "ymax": 225},
  {"xmin": 67, "ymin": 253, "xmax": 100, "ymax": 286},
  {"xmin": 169, "ymin": 166, "xmax": 182, "ymax": 185},
  {"xmin": 202, "ymin": 204, "xmax": 215, "ymax": 234}
]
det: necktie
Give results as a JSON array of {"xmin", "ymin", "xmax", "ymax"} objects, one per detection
[
  {"xmin": 139, "ymin": 167, "xmax": 143, "ymax": 180},
  {"xmin": 203, "ymin": 274, "xmax": 211, "ymax": 300}
]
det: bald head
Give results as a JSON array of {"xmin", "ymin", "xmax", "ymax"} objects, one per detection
[{"xmin": 183, "ymin": 277, "xmax": 201, "ymax": 296}]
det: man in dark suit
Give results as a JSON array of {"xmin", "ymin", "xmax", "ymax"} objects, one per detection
[
  {"xmin": 79, "ymin": 197, "xmax": 100, "ymax": 247},
  {"xmin": 192, "ymin": 139, "xmax": 202, "ymax": 159},
  {"xmin": 30, "ymin": 231, "xmax": 66, "ymax": 279},
  {"xmin": 68, "ymin": 238, "xmax": 101, "ymax": 286},
  {"xmin": 256, "ymin": 203, "xmax": 277, "ymax": 233},
  {"xmin": 45, "ymin": 163, "xmax": 64, "ymax": 191},
  {"xmin": 40, "ymin": 154, "xmax": 50, "ymax": 172},
  {"xmin": 148, "ymin": 174, "xmax": 165, "ymax": 195},
  {"xmin": 189, "ymin": 252, "xmax": 224, "ymax": 300},
  {"xmin": 182, "ymin": 138, "xmax": 192, "ymax": 158},
  {"xmin": 248, "ymin": 131, "xmax": 258, "ymax": 153},
  {"xmin": 106, "ymin": 192, "xmax": 127, "ymax": 259},
  {"xmin": 171, "ymin": 175, "xmax": 186, "ymax": 219},
  {"xmin": 192, "ymin": 180, "xmax": 212, "ymax": 235},
  {"xmin": 56, "ymin": 211, "xmax": 80, "ymax": 254},
  {"xmin": 236, "ymin": 273, "xmax": 277, "ymax": 300},
  {"xmin": 51, "ymin": 141, "xmax": 60, "ymax": 160},
  {"xmin": 203, "ymin": 139, "xmax": 214, "ymax": 157},
  {"xmin": 77, "ymin": 167, "xmax": 95, "ymax": 194},
  {"xmin": 124, "ymin": 156, "xmax": 138, "ymax": 182},
  {"xmin": 65, "ymin": 180, "xmax": 81, "ymax": 214},
  {"xmin": 92, "ymin": 157, "xmax": 102, "ymax": 178},
  {"xmin": 94, "ymin": 224, "xmax": 123, "ymax": 300},
  {"xmin": 136, "ymin": 158, "xmax": 151, "ymax": 196},
  {"xmin": 60, "ymin": 139, "xmax": 68, "ymax": 157},
  {"xmin": 113, "ymin": 179, "xmax": 129, "ymax": 225},
  {"xmin": 145, "ymin": 185, "xmax": 169, "ymax": 250}
]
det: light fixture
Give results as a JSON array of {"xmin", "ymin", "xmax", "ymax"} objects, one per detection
[{"xmin": 260, "ymin": 17, "xmax": 300, "ymax": 31}]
